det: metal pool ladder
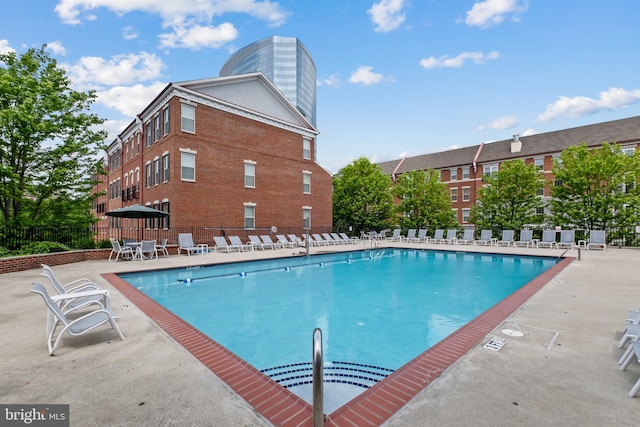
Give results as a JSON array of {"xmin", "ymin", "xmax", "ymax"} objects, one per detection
[{"xmin": 312, "ymin": 328, "xmax": 323, "ymax": 427}]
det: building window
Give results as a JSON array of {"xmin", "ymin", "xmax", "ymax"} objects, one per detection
[
  {"xmin": 145, "ymin": 163, "xmax": 152, "ymax": 188},
  {"xmin": 146, "ymin": 122, "xmax": 153, "ymax": 147},
  {"xmin": 162, "ymin": 153, "xmax": 170, "ymax": 182},
  {"xmin": 154, "ymin": 158, "xmax": 160, "ymax": 185},
  {"xmin": 154, "ymin": 116, "xmax": 161, "ymax": 141},
  {"xmin": 303, "ymin": 171, "xmax": 311, "ymax": 194},
  {"xmin": 303, "ymin": 207, "xmax": 311, "ymax": 228},
  {"xmin": 181, "ymin": 103, "xmax": 195, "ymax": 133},
  {"xmin": 303, "ymin": 138, "xmax": 311, "ymax": 160},
  {"xmin": 450, "ymin": 188, "xmax": 458, "ymax": 202},
  {"xmin": 244, "ymin": 204, "xmax": 255, "ymax": 229},
  {"xmin": 554, "ymin": 179, "xmax": 563, "ymax": 187},
  {"xmin": 181, "ymin": 151, "xmax": 196, "ymax": 181},
  {"xmin": 535, "ymin": 207, "xmax": 545, "ymax": 215},
  {"xmin": 462, "ymin": 186, "xmax": 470, "ymax": 202},
  {"xmin": 163, "ymin": 107, "xmax": 170, "ymax": 135},
  {"xmin": 622, "ymin": 147, "xmax": 635, "ymax": 157},
  {"xmin": 462, "ymin": 167, "xmax": 469, "ymax": 179},
  {"xmin": 136, "ymin": 132, "xmax": 140, "ymax": 154},
  {"xmin": 536, "ymin": 187, "xmax": 544, "ymax": 196},
  {"xmin": 161, "ymin": 201, "xmax": 170, "ymax": 229},
  {"xmin": 450, "ymin": 168, "xmax": 458, "ymax": 181},
  {"xmin": 244, "ymin": 161, "xmax": 256, "ymax": 188},
  {"xmin": 462, "ymin": 208, "xmax": 470, "ymax": 223},
  {"xmin": 534, "ymin": 158, "xmax": 544, "ymax": 171},
  {"xmin": 483, "ymin": 164, "xmax": 498, "ymax": 177}
]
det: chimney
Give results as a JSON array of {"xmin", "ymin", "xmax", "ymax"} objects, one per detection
[{"xmin": 510, "ymin": 134, "xmax": 522, "ymax": 153}]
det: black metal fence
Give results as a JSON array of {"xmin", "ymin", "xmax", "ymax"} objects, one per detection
[{"xmin": 1, "ymin": 225, "xmax": 639, "ymax": 251}]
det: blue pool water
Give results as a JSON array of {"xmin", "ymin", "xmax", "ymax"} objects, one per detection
[{"xmin": 119, "ymin": 249, "xmax": 557, "ymax": 376}]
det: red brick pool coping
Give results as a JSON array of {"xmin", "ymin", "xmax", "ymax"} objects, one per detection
[{"xmin": 103, "ymin": 255, "xmax": 573, "ymax": 427}]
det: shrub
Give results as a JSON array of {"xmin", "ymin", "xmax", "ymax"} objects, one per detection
[
  {"xmin": 15, "ymin": 241, "xmax": 71, "ymax": 256},
  {"xmin": 75, "ymin": 238, "xmax": 97, "ymax": 249},
  {"xmin": 97, "ymin": 239, "xmax": 113, "ymax": 249}
]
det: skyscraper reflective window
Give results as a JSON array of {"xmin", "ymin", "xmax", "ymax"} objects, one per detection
[{"xmin": 220, "ymin": 36, "xmax": 317, "ymax": 127}]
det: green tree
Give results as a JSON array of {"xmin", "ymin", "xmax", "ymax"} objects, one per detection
[
  {"xmin": 0, "ymin": 46, "xmax": 106, "ymax": 228},
  {"xmin": 549, "ymin": 142, "xmax": 640, "ymax": 231},
  {"xmin": 471, "ymin": 159, "xmax": 544, "ymax": 235},
  {"xmin": 332, "ymin": 157, "xmax": 394, "ymax": 234},
  {"xmin": 392, "ymin": 169, "xmax": 457, "ymax": 233}
]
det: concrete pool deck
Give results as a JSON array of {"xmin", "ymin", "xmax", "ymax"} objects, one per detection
[{"xmin": 1, "ymin": 242, "xmax": 639, "ymax": 426}]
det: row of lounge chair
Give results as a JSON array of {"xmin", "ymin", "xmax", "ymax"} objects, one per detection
[
  {"xmin": 213, "ymin": 233, "xmax": 359, "ymax": 252},
  {"xmin": 376, "ymin": 228, "xmax": 607, "ymax": 250},
  {"xmin": 617, "ymin": 309, "xmax": 640, "ymax": 397},
  {"xmin": 30, "ymin": 264, "xmax": 124, "ymax": 355}
]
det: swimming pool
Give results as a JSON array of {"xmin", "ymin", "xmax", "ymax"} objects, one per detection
[{"xmin": 117, "ymin": 249, "xmax": 558, "ymax": 411}]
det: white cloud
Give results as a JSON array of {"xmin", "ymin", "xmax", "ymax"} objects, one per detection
[
  {"xmin": 368, "ymin": 0, "xmax": 407, "ymax": 33},
  {"xmin": 537, "ymin": 87, "xmax": 640, "ymax": 122},
  {"xmin": 62, "ymin": 52, "xmax": 165, "ymax": 89},
  {"xmin": 477, "ymin": 115, "xmax": 518, "ymax": 130},
  {"xmin": 0, "ymin": 39, "xmax": 15, "ymax": 54},
  {"xmin": 46, "ymin": 41, "xmax": 67, "ymax": 55},
  {"xmin": 521, "ymin": 128, "xmax": 536, "ymax": 136},
  {"xmin": 96, "ymin": 81, "xmax": 168, "ymax": 116},
  {"xmin": 420, "ymin": 51, "xmax": 499, "ymax": 69},
  {"xmin": 464, "ymin": 0, "xmax": 528, "ymax": 29},
  {"xmin": 54, "ymin": 0, "xmax": 289, "ymax": 49},
  {"xmin": 122, "ymin": 26, "xmax": 139, "ymax": 40},
  {"xmin": 158, "ymin": 23, "xmax": 238, "ymax": 50},
  {"xmin": 100, "ymin": 119, "xmax": 133, "ymax": 141},
  {"xmin": 349, "ymin": 66, "xmax": 393, "ymax": 86},
  {"xmin": 317, "ymin": 74, "xmax": 341, "ymax": 88}
]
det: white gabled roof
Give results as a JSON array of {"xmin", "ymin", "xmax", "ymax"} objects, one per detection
[{"xmin": 176, "ymin": 73, "xmax": 317, "ymax": 134}]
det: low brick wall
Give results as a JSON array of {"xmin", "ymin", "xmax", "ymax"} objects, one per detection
[{"xmin": 0, "ymin": 245, "xmax": 180, "ymax": 274}]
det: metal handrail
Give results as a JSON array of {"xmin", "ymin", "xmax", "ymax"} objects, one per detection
[{"xmin": 312, "ymin": 328, "xmax": 323, "ymax": 427}]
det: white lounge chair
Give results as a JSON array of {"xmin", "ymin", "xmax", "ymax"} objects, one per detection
[
  {"xmin": 31, "ymin": 282, "xmax": 125, "ymax": 355},
  {"xmin": 558, "ymin": 230, "xmax": 575, "ymax": 249},
  {"xmin": 427, "ymin": 229, "xmax": 444, "ymax": 244},
  {"xmin": 415, "ymin": 229, "xmax": 428, "ymax": 243},
  {"xmin": 108, "ymin": 239, "xmax": 134, "ymax": 262},
  {"xmin": 474, "ymin": 230, "xmax": 493, "ymax": 246},
  {"xmin": 330, "ymin": 233, "xmax": 349, "ymax": 244},
  {"xmin": 288, "ymin": 234, "xmax": 306, "ymax": 247},
  {"xmin": 229, "ymin": 236, "xmax": 252, "ymax": 251},
  {"xmin": 312, "ymin": 234, "xmax": 329, "ymax": 246},
  {"xmin": 587, "ymin": 230, "xmax": 606, "ymax": 251},
  {"xmin": 619, "ymin": 341, "xmax": 640, "ymax": 397},
  {"xmin": 260, "ymin": 235, "xmax": 281, "ymax": 249},
  {"xmin": 214, "ymin": 236, "xmax": 242, "ymax": 253},
  {"xmin": 514, "ymin": 230, "xmax": 534, "ymax": 248},
  {"xmin": 405, "ymin": 229, "xmax": 417, "ymax": 242},
  {"xmin": 497, "ymin": 230, "xmax": 515, "ymax": 247},
  {"xmin": 276, "ymin": 234, "xmax": 296, "ymax": 248},
  {"xmin": 178, "ymin": 233, "xmax": 207, "ymax": 255},
  {"xmin": 338, "ymin": 232, "xmax": 358, "ymax": 244},
  {"xmin": 457, "ymin": 229, "xmax": 475, "ymax": 245},
  {"xmin": 247, "ymin": 235, "xmax": 266, "ymax": 250},
  {"xmin": 322, "ymin": 233, "xmax": 340, "ymax": 245},
  {"xmin": 41, "ymin": 264, "xmax": 98, "ymax": 294},
  {"xmin": 441, "ymin": 229, "xmax": 457, "ymax": 244},
  {"xmin": 387, "ymin": 228, "xmax": 402, "ymax": 242},
  {"xmin": 537, "ymin": 230, "xmax": 558, "ymax": 249}
]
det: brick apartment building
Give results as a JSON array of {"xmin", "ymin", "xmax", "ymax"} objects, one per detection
[
  {"xmin": 92, "ymin": 73, "xmax": 333, "ymax": 242},
  {"xmin": 377, "ymin": 115, "xmax": 640, "ymax": 226}
]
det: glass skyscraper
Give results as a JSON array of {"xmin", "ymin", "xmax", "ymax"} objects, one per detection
[{"xmin": 220, "ymin": 36, "xmax": 317, "ymax": 127}]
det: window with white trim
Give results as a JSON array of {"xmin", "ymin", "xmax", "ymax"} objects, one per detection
[
  {"xmin": 181, "ymin": 150, "xmax": 196, "ymax": 181},
  {"xmin": 462, "ymin": 167, "xmax": 469, "ymax": 179},
  {"xmin": 163, "ymin": 107, "xmax": 170, "ymax": 135},
  {"xmin": 450, "ymin": 168, "xmax": 458, "ymax": 181},
  {"xmin": 303, "ymin": 207, "xmax": 311, "ymax": 228},
  {"xmin": 154, "ymin": 158, "xmax": 160, "ymax": 185},
  {"xmin": 145, "ymin": 163, "xmax": 152, "ymax": 188},
  {"xmin": 154, "ymin": 116, "xmax": 161, "ymax": 141},
  {"xmin": 534, "ymin": 158, "xmax": 544, "ymax": 171},
  {"xmin": 303, "ymin": 171, "xmax": 311, "ymax": 194},
  {"xmin": 181, "ymin": 103, "xmax": 195, "ymax": 133},
  {"xmin": 462, "ymin": 186, "xmax": 470, "ymax": 202},
  {"xmin": 162, "ymin": 153, "xmax": 170, "ymax": 182},
  {"xmin": 462, "ymin": 208, "xmax": 470, "ymax": 223},
  {"xmin": 303, "ymin": 138, "xmax": 311, "ymax": 160},
  {"xmin": 146, "ymin": 122, "xmax": 153, "ymax": 147},
  {"xmin": 483, "ymin": 164, "xmax": 498, "ymax": 177},
  {"xmin": 450, "ymin": 188, "xmax": 458, "ymax": 202},
  {"xmin": 244, "ymin": 204, "xmax": 255, "ymax": 229},
  {"xmin": 244, "ymin": 161, "xmax": 256, "ymax": 188}
]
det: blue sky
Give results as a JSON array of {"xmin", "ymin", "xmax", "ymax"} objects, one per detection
[{"xmin": 2, "ymin": 1, "xmax": 640, "ymax": 173}]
